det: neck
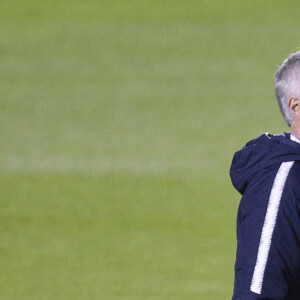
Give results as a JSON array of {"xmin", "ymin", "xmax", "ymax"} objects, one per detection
[{"xmin": 291, "ymin": 120, "xmax": 300, "ymax": 140}]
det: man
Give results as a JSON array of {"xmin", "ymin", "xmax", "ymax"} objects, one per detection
[{"xmin": 230, "ymin": 50, "xmax": 300, "ymax": 299}]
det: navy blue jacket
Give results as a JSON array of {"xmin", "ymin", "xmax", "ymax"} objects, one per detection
[{"xmin": 230, "ymin": 133, "xmax": 300, "ymax": 299}]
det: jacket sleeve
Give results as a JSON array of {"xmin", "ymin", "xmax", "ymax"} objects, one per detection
[{"xmin": 232, "ymin": 162, "xmax": 300, "ymax": 299}]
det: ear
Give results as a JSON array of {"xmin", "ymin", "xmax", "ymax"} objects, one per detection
[{"xmin": 289, "ymin": 96, "xmax": 300, "ymax": 118}]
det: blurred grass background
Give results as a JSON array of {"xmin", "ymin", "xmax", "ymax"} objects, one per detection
[{"xmin": 0, "ymin": 1, "xmax": 297, "ymax": 299}]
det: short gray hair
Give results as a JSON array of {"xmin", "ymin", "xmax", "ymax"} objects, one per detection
[{"xmin": 275, "ymin": 50, "xmax": 300, "ymax": 126}]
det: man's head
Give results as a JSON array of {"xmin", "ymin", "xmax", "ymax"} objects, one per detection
[{"xmin": 275, "ymin": 51, "xmax": 300, "ymax": 127}]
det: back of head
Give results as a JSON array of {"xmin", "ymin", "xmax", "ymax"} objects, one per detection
[{"xmin": 275, "ymin": 51, "xmax": 300, "ymax": 126}]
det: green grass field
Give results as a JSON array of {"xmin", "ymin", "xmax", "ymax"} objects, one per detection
[{"xmin": 0, "ymin": 1, "xmax": 298, "ymax": 299}]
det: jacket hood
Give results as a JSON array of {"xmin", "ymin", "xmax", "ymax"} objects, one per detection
[{"xmin": 230, "ymin": 132, "xmax": 300, "ymax": 194}]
